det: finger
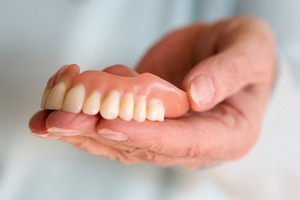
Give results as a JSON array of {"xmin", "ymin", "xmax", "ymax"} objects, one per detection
[
  {"xmin": 58, "ymin": 130, "xmax": 216, "ymax": 167},
  {"xmin": 58, "ymin": 135, "xmax": 151, "ymax": 164},
  {"xmin": 182, "ymin": 17, "xmax": 275, "ymax": 112},
  {"xmin": 29, "ymin": 111, "xmax": 234, "ymax": 166},
  {"xmin": 57, "ymin": 132, "xmax": 215, "ymax": 167},
  {"xmin": 96, "ymin": 106, "xmax": 255, "ymax": 161},
  {"xmin": 28, "ymin": 110, "xmax": 61, "ymax": 139},
  {"xmin": 45, "ymin": 111, "xmax": 100, "ymax": 136},
  {"xmin": 45, "ymin": 111, "xmax": 138, "ymax": 152},
  {"xmin": 96, "ymin": 117, "xmax": 202, "ymax": 158}
]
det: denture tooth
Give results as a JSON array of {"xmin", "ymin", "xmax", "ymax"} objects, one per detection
[
  {"xmin": 45, "ymin": 82, "xmax": 66, "ymax": 110},
  {"xmin": 119, "ymin": 93, "xmax": 134, "ymax": 121},
  {"xmin": 146, "ymin": 100, "xmax": 165, "ymax": 121},
  {"xmin": 83, "ymin": 91, "xmax": 101, "ymax": 115},
  {"xmin": 41, "ymin": 87, "xmax": 51, "ymax": 110},
  {"xmin": 133, "ymin": 96, "xmax": 146, "ymax": 122},
  {"xmin": 62, "ymin": 84, "xmax": 86, "ymax": 113},
  {"xmin": 100, "ymin": 90, "xmax": 120, "ymax": 120}
]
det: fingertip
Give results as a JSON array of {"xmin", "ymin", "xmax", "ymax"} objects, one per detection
[
  {"xmin": 28, "ymin": 110, "xmax": 61, "ymax": 139},
  {"xmin": 30, "ymin": 131, "xmax": 61, "ymax": 140},
  {"xmin": 29, "ymin": 110, "xmax": 51, "ymax": 134},
  {"xmin": 185, "ymin": 74, "xmax": 215, "ymax": 112},
  {"xmin": 46, "ymin": 111, "xmax": 100, "ymax": 136}
]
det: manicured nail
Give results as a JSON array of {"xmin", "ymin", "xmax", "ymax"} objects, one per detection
[
  {"xmin": 189, "ymin": 74, "xmax": 215, "ymax": 107},
  {"xmin": 98, "ymin": 128, "xmax": 128, "ymax": 141},
  {"xmin": 47, "ymin": 127, "xmax": 82, "ymax": 136}
]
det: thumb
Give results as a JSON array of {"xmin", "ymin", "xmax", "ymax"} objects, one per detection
[
  {"xmin": 182, "ymin": 17, "xmax": 275, "ymax": 112},
  {"xmin": 182, "ymin": 49, "xmax": 272, "ymax": 112}
]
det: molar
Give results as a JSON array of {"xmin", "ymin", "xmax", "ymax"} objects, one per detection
[
  {"xmin": 133, "ymin": 96, "xmax": 146, "ymax": 122},
  {"xmin": 146, "ymin": 99, "xmax": 165, "ymax": 121},
  {"xmin": 100, "ymin": 90, "xmax": 120, "ymax": 119},
  {"xmin": 45, "ymin": 82, "xmax": 66, "ymax": 110},
  {"xmin": 62, "ymin": 84, "xmax": 86, "ymax": 113},
  {"xmin": 83, "ymin": 91, "xmax": 101, "ymax": 115},
  {"xmin": 119, "ymin": 93, "xmax": 134, "ymax": 121}
]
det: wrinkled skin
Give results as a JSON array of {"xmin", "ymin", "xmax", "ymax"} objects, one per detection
[{"xmin": 29, "ymin": 16, "xmax": 276, "ymax": 168}]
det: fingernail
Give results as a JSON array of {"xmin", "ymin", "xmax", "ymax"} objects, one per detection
[
  {"xmin": 189, "ymin": 74, "xmax": 215, "ymax": 107},
  {"xmin": 98, "ymin": 128, "xmax": 128, "ymax": 141},
  {"xmin": 31, "ymin": 131, "xmax": 50, "ymax": 137},
  {"xmin": 30, "ymin": 132, "xmax": 61, "ymax": 139},
  {"xmin": 47, "ymin": 127, "xmax": 82, "ymax": 136}
]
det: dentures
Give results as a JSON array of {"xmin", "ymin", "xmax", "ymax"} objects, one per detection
[{"xmin": 40, "ymin": 65, "xmax": 189, "ymax": 122}]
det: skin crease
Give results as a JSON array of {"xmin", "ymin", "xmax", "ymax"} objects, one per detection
[{"xmin": 29, "ymin": 16, "xmax": 276, "ymax": 168}]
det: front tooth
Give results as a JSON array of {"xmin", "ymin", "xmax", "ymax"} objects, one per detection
[
  {"xmin": 41, "ymin": 87, "xmax": 51, "ymax": 110},
  {"xmin": 45, "ymin": 82, "xmax": 66, "ymax": 110},
  {"xmin": 83, "ymin": 91, "xmax": 101, "ymax": 115},
  {"xmin": 146, "ymin": 100, "xmax": 165, "ymax": 121},
  {"xmin": 133, "ymin": 97, "xmax": 146, "ymax": 122},
  {"xmin": 119, "ymin": 93, "xmax": 134, "ymax": 121},
  {"xmin": 62, "ymin": 84, "xmax": 86, "ymax": 113},
  {"xmin": 100, "ymin": 90, "xmax": 120, "ymax": 119}
]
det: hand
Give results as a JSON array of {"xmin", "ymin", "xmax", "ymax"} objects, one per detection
[{"xmin": 29, "ymin": 16, "xmax": 276, "ymax": 168}]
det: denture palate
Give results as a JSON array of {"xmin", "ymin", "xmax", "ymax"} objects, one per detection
[{"xmin": 41, "ymin": 69, "xmax": 190, "ymax": 122}]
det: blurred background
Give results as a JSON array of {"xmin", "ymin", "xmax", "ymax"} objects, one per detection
[{"xmin": 0, "ymin": 0, "xmax": 299, "ymax": 199}]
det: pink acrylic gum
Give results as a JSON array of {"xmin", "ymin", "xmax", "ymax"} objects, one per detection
[{"xmin": 41, "ymin": 65, "xmax": 190, "ymax": 121}]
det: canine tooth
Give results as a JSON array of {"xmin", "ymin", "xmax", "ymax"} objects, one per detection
[
  {"xmin": 119, "ymin": 93, "xmax": 134, "ymax": 121},
  {"xmin": 133, "ymin": 97, "xmax": 146, "ymax": 122},
  {"xmin": 83, "ymin": 91, "xmax": 101, "ymax": 115},
  {"xmin": 45, "ymin": 82, "xmax": 66, "ymax": 110},
  {"xmin": 100, "ymin": 90, "xmax": 120, "ymax": 119},
  {"xmin": 146, "ymin": 100, "xmax": 165, "ymax": 121},
  {"xmin": 62, "ymin": 84, "xmax": 86, "ymax": 113},
  {"xmin": 41, "ymin": 88, "xmax": 50, "ymax": 110}
]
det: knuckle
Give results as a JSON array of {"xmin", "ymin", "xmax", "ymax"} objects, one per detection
[{"xmin": 175, "ymin": 142, "xmax": 201, "ymax": 158}]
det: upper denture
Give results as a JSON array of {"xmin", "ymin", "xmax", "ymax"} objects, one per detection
[{"xmin": 41, "ymin": 66, "xmax": 190, "ymax": 122}]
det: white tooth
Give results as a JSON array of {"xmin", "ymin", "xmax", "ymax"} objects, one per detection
[
  {"xmin": 62, "ymin": 84, "xmax": 86, "ymax": 113},
  {"xmin": 45, "ymin": 82, "xmax": 66, "ymax": 110},
  {"xmin": 119, "ymin": 93, "xmax": 134, "ymax": 121},
  {"xmin": 41, "ymin": 87, "xmax": 51, "ymax": 110},
  {"xmin": 83, "ymin": 91, "xmax": 101, "ymax": 115},
  {"xmin": 146, "ymin": 99, "xmax": 165, "ymax": 121},
  {"xmin": 100, "ymin": 90, "xmax": 120, "ymax": 119},
  {"xmin": 133, "ymin": 96, "xmax": 146, "ymax": 122}
]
